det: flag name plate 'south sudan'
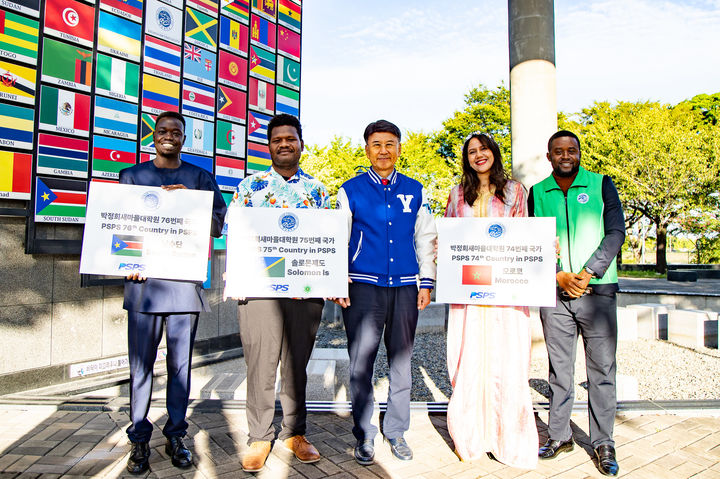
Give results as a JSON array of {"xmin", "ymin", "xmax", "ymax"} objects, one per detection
[
  {"xmin": 44, "ymin": 0, "xmax": 96, "ymax": 48},
  {"xmin": 1, "ymin": 0, "xmax": 41, "ymax": 18},
  {"xmin": 41, "ymin": 38, "xmax": 92, "ymax": 93},
  {"xmin": 111, "ymin": 234, "xmax": 144, "ymax": 256},
  {"xmin": 37, "ymin": 133, "xmax": 89, "ymax": 178},
  {"xmin": 461, "ymin": 265, "xmax": 493, "ymax": 286},
  {"xmin": 35, "ymin": 176, "xmax": 87, "ymax": 223},
  {"xmin": 263, "ymin": 256, "xmax": 285, "ymax": 277},
  {"xmin": 0, "ymin": 58, "xmax": 36, "ymax": 105},
  {"xmin": 0, "ymin": 150, "xmax": 32, "ymax": 199},
  {"xmin": 0, "ymin": 9, "xmax": 39, "ymax": 66},
  {"xmin": 0, "ymin": 102, "xmax": 35, "ymax": 150}
]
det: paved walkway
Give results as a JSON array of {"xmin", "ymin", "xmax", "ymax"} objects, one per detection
[{"xmin": 2, "ymin": 399, "xmax": 720, "ymax": 478}]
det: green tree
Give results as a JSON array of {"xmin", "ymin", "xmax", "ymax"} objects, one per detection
[
  {"xmin": 684, "ymin": 92, "xmax": 720, "ymax": 126},
  {"xmin": 300, "ymin": 136, "xmax": 366, "ymax": 204},
  {"xmin": 578, "ymin": 101, "xmax": 720, "ymax": 273}
]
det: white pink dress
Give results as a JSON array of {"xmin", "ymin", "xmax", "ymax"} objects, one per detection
[{"xmin": 444, "ymin": 180, "xmax": 538, "ymax": 469}]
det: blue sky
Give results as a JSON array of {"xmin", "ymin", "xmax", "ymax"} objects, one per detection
[{"xmin": 299, "ymin": 0, "xmax": 720, "ymax": 145}]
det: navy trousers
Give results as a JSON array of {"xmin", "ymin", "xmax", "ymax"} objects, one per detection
[
  {"xmin": 126, "ymin": 311, "xmax": 199, "ymax": 443},
  {"xmin": 343, "ymin": 283, "xmax": 419, "ymax": 441},
  {"xmin": 540, "ymin": 293, "xmax": 617, "ymax": 448}
]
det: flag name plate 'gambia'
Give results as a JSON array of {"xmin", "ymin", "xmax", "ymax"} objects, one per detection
[
  {"xmin": 37, "ymin": 133, "xmax": 89, "ymax": 178},
  {"xmin": 80, "ymin": 182, "xmax": 214, "ymax": 281},
  {"xmin": 225, "ymin": 207, "xmax": 349, "ymax": 298},
  {"xmin": 435, "ymin": 217, "xmax": 557, "ymax": 307}
]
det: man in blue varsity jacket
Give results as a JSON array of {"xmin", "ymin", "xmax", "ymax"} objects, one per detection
[{"xmin": 335, "ymin": 120, "xmax": 437, "ymax": 465}]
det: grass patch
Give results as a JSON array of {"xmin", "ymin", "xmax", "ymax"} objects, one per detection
[{"xmin": 618, "ymin": 270, "xmax": 666, "ymax": 278}]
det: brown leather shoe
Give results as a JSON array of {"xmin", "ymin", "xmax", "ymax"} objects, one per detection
[
  {"xmin": 241, "ymin": 441, "xmax": 271, "ymax": 472},
  {"xmin": 283, "ymin": 435, "xmax": 321, "ymax": 464}
]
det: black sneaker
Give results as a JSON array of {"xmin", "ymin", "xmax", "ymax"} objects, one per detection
[
  {"xmin": 126, "ymin": 441, "xmax": 150, "ymax": 474},
  {"xmin": 386, "ymin": 437, "xmax": 413, "ymax": 461},
  {"xmin": 354, "ymin": 439, "xmax": 374, "ymax": 465},
  {"xmin": 165, "ymin": 436, "xmax": 193, "ymax": 468}
]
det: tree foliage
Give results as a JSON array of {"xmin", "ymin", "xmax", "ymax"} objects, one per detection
[{"xmin": 300, "ymin": 136, "xmax": 366, "ymax": 204}]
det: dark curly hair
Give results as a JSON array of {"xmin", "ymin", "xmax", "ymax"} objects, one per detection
[{"xmin": 461, "ymin": 132, "xmax": 508, "ymax": 207}]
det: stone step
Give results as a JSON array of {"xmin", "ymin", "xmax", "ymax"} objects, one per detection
[{"xmin": 668, "ymin": 309, "xmax": 719, "ymax": 349}]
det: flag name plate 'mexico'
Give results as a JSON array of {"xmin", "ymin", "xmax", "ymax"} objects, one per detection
[
  {"xmin": 219, "ymin": 14, "xmax": 248, "ymax": 56},
  {"xmin": 143, "ymin": 34, "xmax": 181, "ymax": 81},
  {"xmin": 44, "ymin": 0, "xmax": 95, "ymax": 48},
  {"xmin": 0, "ymin": 58, "xmax": 36, "ymax": 104},
  {"xmin": 99, "ymin": 0, "xmax": 143, "ymax": 23},
  {"xmin": 182, "ymin": 78, "xmax": 215, "ymax": 121},
  {"xmin": 216, "ymin": 84, "xmax": 246, "ymax": 123},
  {"xmin": 276, "ymin": 54, "xmax": 298, "ymax": 90},
  {"xmin": 250, "ymin": 14, "xmax": 275, "ymax": 51},
  {"xmin": 218, "ymin": 49, "xmax": 247, "ymax": 90},
  {"xmin": 220, "ymin": 0, "xmax": 249, "ymax": 24},
  {"xmin": 185, "ymin": 7, "xmax": 217, "ymax": 51},
  {"xmin": 249, "ymin": 45, "xmax": 274, "ymax": 82},
  {"xmin": 183, "ymin": 43, "xmax": 216, "ymax": 86},
  {"xmin": 247, "ymin": 110, "xmax": 269, "ymax": 144},
  {"xmin": 96, "ymin": 53, "xmax": 140, "ymax": 102},
  {"xmin": 94, "ymin": 95, "xmax": 139, "ymax": 139},
  {"xmin": 276, "ymin": 85, "xmax": 298, "ymax": 116},
  {"xmin": 37, "ymin": 133, "xmax": 89, "ymax": 178},
  {"xmin": 246, "ymin": 141, "xmax": 269, "ymax": 173},
  {"xmin": 0, "ymin": 102, "xmax": 34, "ymax": 149},
  {"xmin": 140, "ymin": 112, "xmax": 157, "ymax": 152},
  {"xmin": 142, "ymin": 73, "xmax": 180, "ymax": 114},
  {"xmin": 98, "ymin": 10, "xmax": 142, "ymax": 62},
  {"xmin": 215, "ymin": 119, "xmax": 245, "ymax": 157},
  {"xmin": 80, "ymin": 182, "xmax": 214, "ymax": 280},
  {"xmin": 215, "ymin": 155, "xmax": 244, "ymax": 191},
  {"xmin": 145, "ymin": 0, "xmax": 182, "ymax": 45},
  {"xmin": 248, "ymin": 77, "xmax": 274, "ymax": 114},
  {"xmin": 277, "ymin": 0, "xmax": 300, "ymax": 33},
  {"xmin": 250, "ymin": 0, "xmax": 274, "ymax": 22},
  {"xmin": 35, "ymin": 176, "xmax": 87, "ymax": 223},
  {"xmin": 182, "ymin": 116, "xmax": 214, "ymax": 156},
  {"xmin": 41, "ymin": 38, "xmax": 92, "ymax": 93},
  {"xmin": 0, "ymin": 150, "xmax": 32, "ymax": 199},
  {"xmin": 1, "ymin": 0, "xmax": 41, "ymax": 18},
  {"xmin": 0, "ymin": 9, "xmax": 39, "ymax": 65},
  {"xmin": 39, "ymin": 85, "xmax": 91, "ymax": 137},
  {"xmin": 92, "ymin": 134, "xmax": 136, "ymax": 178}
]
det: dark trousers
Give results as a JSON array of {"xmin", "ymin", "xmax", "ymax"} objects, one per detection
[
  {"xmin": 126, "ymin": 311, "xmax": 199, "ymax": 443},
  {"xmin": 342, "ymin": 283, "xmax": 419, "ymax": 441},
  {"xmin": 540, "ymin": 293, "xmax": 617, "ymax": 447},
  {"xmin": 238, "ymin": 298, "xmax": 323, "ymax": 443}
]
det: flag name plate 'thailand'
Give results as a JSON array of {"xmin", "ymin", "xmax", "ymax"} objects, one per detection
[
  {"xmin": 225, "ymin": 207, "xmax": 349, "ymax": 298},
  {"xmin": 435, "ymin": 217, "xmax": 557, "ymax": 307},
  {"xmin": 80, "ymin": 182, "xmax": 214, "ymax": 281}
]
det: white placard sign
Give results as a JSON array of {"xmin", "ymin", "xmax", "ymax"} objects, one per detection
[
  {"xmin": 436, "ymin": 217, "xmax": 557, "ymax": 307},
  {"xmin": 80, "ymin": 182, "xmax": 213, "ymax": 280},
  {"xmin": 225, "ymin": 207, "xmax": 349, "ymax": 298}
]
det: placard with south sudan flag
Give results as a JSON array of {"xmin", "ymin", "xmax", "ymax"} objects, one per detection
[{"xmin": 34, "ymin": 176, "xmax": 87, "ymax": 223}]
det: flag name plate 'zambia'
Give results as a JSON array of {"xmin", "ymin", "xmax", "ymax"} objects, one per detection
[
  {"xmin": 0, "ymin": 9, "xmax": 40, "ymax": 65},
  {"xmin": 96, "ymin": 53, "xmax": 140, "ymax": 102},
  {"xmin": 0, "ymin": 58, "xmax": 36, "ymax": 105},
  {"xmin": 94, "ymin": 95, "xmax": 139, "ymax": 140},
  {"xmin": 41, "ymin": 38, "xmax": 93, "ymax": 93},
  {"xmin": 140, "ymin": 112, "xmax": 156, "ymax": 152},
  {"xmin": 98, "ymin": 10, "xmax": 142, "ymax": 62},
  {"xmin": 143, "ymin": 34, "xmax": 181, "ymax": 81},
  {"xmin": 37, "ymin": 133, "xmax": 89, "ymax": 178},
  {"xmin": 182, "ymin": 116, "xmax": 214, "ymax": 156},
  {"xmin": 44, "ymin": 0, "xmax": 96, "ymax": 48},
  {"xmin": 0, "ymin": 150, "xmax": 32, "ymax": 199},
  {"xmin": 39, "ymin": 85, "xmax": 91, "ymax": 137},
  {"xmin": 92, "ymin": 134, "xmax": 136, "ymax": 179},
  {"xmin": 215, "ymin": 155, "xmax": 244, "ymax": 192},
  {"xmin": 0, "ymin": 102, "xmax": 34, "ymax": 150},
  {"xmin": 1, "ymin": 0, "xmax": 41, "ymax": 18},
  {"xmin": 215, "ymin": 119, "xmax": 245, "ymax": 157},
  {"xmin": 35, "ymin": 176, "xmax": 87, "ymax": 223},
  {"xmin": 145, "ymin": 0, "xmax": 182, "ymax": 45}
]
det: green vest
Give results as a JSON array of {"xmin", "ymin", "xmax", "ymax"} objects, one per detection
[{"xmin": 532, "ymin": 166, "xmax": 618, "ymax": 284}]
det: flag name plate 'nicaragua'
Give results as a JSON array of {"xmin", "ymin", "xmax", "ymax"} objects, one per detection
[
  {"xmin": 145, "ymin": 0, "xmax": 182, "ymax": 45},
  {"xmin": 143, "ymin": 34, "xmax": 181, "ymax": 81},
  {"xmin": 95, "ymin": 53, "xmax": 140, "ymax": 102},
  {"xmin": 0, "ymin": 102, "xmax": 34, "ymax": 150},
  {"xmin": 215, "ymin": 119, "xmax": 245, "ymax": 157},
  {"xmin": 37, "ymin": 132, "xmax": 89, "ymax": 178},
  {"xmin": 182, "ymin": 116, "xmax": 214, "ymax": 156},
  {"xmin": 94, "ymin": 95, "xmax": 139, "ymax": 140},
  {"xmin": 35, "ymin": 176, "xmax": 87, "ymax": 223},
  {"xmin": 0, "ymin": 150, "xmax": 32, "ymax": 199},
  {"xmin": 0, "ymin": 58, "xmax": 36, "ymax": 104},
  {"xmin": 215, "ymin": 155, "xmax": 244, "ymax": 192},
  {"xmin": 92, "ymin": 134, "xmax": 136, "ymax": 179},
  {"xmin": 39, "ymin": 85, "xmax": 91, "ymax": 137},
  {"xmin": 41, "ymin": 38, "xmax": 92, "ymax": 93},
  {"xmin": 44, "ymin": 0, "xmax": 96, "ymax": 48},
  {"xmin": 0, "ymin": 9, "xmax": 40, "ymax": 65}
]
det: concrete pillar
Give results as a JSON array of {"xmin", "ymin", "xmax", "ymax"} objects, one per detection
[{"xmin": 508, "ymin": 0, "xmax": 557, "ymax": 188}]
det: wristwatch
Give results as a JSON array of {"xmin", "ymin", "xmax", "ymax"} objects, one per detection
[{"xmin": 583, "ymin": 266, "xmax": 595, "ymax": 277}]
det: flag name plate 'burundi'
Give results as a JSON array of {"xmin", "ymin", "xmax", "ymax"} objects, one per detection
[
  {"xmin": 0, "ymin": 58, "xmax": 36, "ymax": 104},
  {"xmin": 215, "ymin": 119, "xmax": 245, "ymax": 157},
  {"xmin": 216, "ymin": 84, "xmax": 246, "ymax": 123},
  {"xmin": 215, "ymin": 155, "xmax": 244, "ymax": 192},
  {"xmin": 98, "ymin": 10, "xmax": 142, "ymax": 62},
  {"xmin": 41, "ymin": 38, "xmax": 92, "ymax": 93},
  {"xmin": 218, "ymin": 49, "xmax": 247, "ymax": 90},
  {"xmin": 37, "ymin": 133, "xmax": 89, "ymax": 178},
  {"xmin": 247, "ymin": 110, "xmax": 269, "ymax": 144},
  {"xmin": 94, "ymin": 95, "xmax": 139, "ymax": 139},
  {"xmin": 35, "ymin": 176, "xmax": 87, "ymax": 223},
  {"xmin": 142, "ymin": 73, "xmax": 180, "ymax": 114},
  {"xmin": 182, "ymin": 78, "xmax": 215, "ymax": 121},
  {"xmin": 140, "ymin": 112, "xmax": 156, "ymax": 152},
  {"xmin": 0, "ymin": 10, "xmax": 40, "ymax": 65},
  {"xmin": 44, "ymin": 0, "xmax": 96, "ymax": 48},
  {"xmin": 248, "ymin": 77, "xmax": 274, "ymax": 114},
  {"xmin": 182, "ymin": 116, "xmax": 214, "ymax": 156},
  {"xmin": 0, "ymin": 102, "xmax": 34, "ymax": 149},
  {"xmin": 276, "ymin": 54, "xmax": 299, "ymax": 90},
  {"xmin": 219, "ymin": 14, "xmax": 248, "ymax": 56},
  {"xmin": 246, "ymin": 141, "xmax": 269, "ymax": 174},
  {"xmin": 99, "ymin": 0, "xmax": 143, "ymax": 23},
  {"xmin": 92, "ymin": 134, "xmax": 136, "ymax": 178},
  {"xmin": 143, "ymin": 34, "xmax": 181, "ymax": 81},
  {"xmin": 95, "ymin": 53, "xmax": 140, "ymax": 102},
  {"xmin": 277, "ymin": 0, "xmax": 299, "ymax": 33},
  {"xmin": 183, "ymin": 43, "xmax": 216, "ymax": 86},
  {"xmin": 220, "ymin": 0, "xmax": 249, "ymax": 24},
  {"xmin": 1, "ymin": 0, "xmax": 41, "ymax": 18},
  {"xmin": 0, "ymin": 150, "xmax": 32, "ymax": 199},
  {"xmin": 185, "ymin": 6, "xmax": 217, "ymax": 51},
  {"xmin": 145, "ymin": 0, "xmax": 182, "ymax": 45},
  {"xmin": 39, "ymin": 85, "xmax": 91, "ymax": 137}
]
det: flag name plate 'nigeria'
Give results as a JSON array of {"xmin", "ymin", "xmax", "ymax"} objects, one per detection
[
  {"xmin": 0, "ymin": 10, "xmax": 40, "ymax": 65},
  {"xmin": 182, "ymin": 116, "xmax": 214, "ymax": 156},
  {"xmin": 0, "ymin": 58, "xmax": 36, "ymax": 105},
  {"xmin": 39, "ymin": 85, "xmax": 91, "ymax": 137},
  {"xmin": 96, "ymin": 53, "xmax": 140, "ymax": 102},
  {"xmin": 37, "ymin": 132, "xmax": 89, "ymax": 178},
  {"xmin": 215, "ymin": 119, "xmax": 245, "ymax": 157},
  {"xmin": 35, "ymin": 176, "xmax": 87, "ymax": 223},
  {"xmin": 41, "ymin": 38, "xmax": 92, "ymax": 93},
  {"xmin": 0, "ymin": 150, "xmax": 32, "ymax": 199},
  {"xmin": 0, "ymin": 102, "xmax": 34, "ymax": 150}
]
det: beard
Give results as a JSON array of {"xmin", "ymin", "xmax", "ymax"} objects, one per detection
[{"xmin": 553, "ymin": 163, "xmax": 579, "ymax": 178}]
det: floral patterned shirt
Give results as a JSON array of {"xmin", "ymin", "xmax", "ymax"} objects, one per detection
[{"xmin": 231, "ymin": 166, "xmax": 330, "ymax": 209}]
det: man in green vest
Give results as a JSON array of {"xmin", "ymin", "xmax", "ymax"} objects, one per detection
[{"xmin": 528, "ymin": 130, "xmax": 625, "ymax": 477}]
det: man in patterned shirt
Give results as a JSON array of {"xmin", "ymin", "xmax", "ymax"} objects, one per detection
[{"xmin": 229, "ymin": 114, "xmax": 330, "ymax": 473}]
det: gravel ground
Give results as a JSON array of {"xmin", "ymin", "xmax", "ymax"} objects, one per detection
[{"xmin": 316, "ymin": 312, "xmax": 720, "ymax": 402}]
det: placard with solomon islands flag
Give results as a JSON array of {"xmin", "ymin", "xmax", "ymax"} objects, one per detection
[{"xmin": 80, "ymin": 182, "xmax": 214, "ymax": 280}]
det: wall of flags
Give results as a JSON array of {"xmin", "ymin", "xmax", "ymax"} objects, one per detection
[{"xmin": 0, "ymin": 0, "xmax": 302, "ymax": 228}]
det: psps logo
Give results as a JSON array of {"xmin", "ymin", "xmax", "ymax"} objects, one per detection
[
  {"xmin": 270, "ymin": 284, "xmax": 289, "ymax": 292},
  {"xmin": 470, "ymin": 291, "xmax": 495, "ymax": 300},
  {"xmin": 118, "ymin": 263, "xmax": 146, "ymax": 271},
  {"xmin": 487, "ymin": 223, "xmax": 504, "ymax": 239}
]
